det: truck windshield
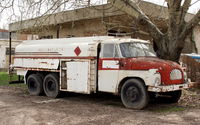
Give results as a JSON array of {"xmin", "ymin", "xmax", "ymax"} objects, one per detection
[{"xmin": 120, "ymin": 42, "xmax": 156, "ymax": 57}]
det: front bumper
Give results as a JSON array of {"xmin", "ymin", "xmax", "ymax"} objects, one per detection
[{"xmin": 148, "ymin": 82, "xmax": 198, "ymax": 92}]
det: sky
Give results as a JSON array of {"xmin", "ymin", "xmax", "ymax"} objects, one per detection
[
  {"xmin": 0, "ymin": 0, "xmax": 199, "ymax": 29},
  {"xmin": 144, "ymin": 0, "xmax": 200, "ymax": 13}
]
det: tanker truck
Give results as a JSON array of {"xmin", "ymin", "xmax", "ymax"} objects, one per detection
[{"xmin": 11, "ymin": 36, "xmax": 193, "ymax": 109}]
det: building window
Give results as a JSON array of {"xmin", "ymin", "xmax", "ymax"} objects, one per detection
[
  {"xmin": 66, "ymin": 35, "xmax": 75, "ymax": 38},
  {"xmin": 0, "ymin": 32, "xmax": 9, "ymax": 39},
  {"xmin": 108, "ymin": 30, "xmax": 118, "ymax": 36},
  {"xmin": 39, "ymin": 35, "xmax": 53, "ymax": 39},
  {"xmin": 6, "ymin": 48, "xmax": 15, "ymax": 55},
  {"xmin": 107, "ymin": 30, "xmax": 127, "ymax": 37}
]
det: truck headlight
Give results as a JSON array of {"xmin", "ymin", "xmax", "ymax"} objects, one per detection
[{"xmin": 170, "ymin": 69, "xmax": 182, "ymax": 80}]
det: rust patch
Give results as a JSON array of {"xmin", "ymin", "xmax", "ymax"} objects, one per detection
[
  {"xmin": 148, "ymin": 82, "xmax": 198, "ymax": 92},
  {"xmin": 40, "ymin": 62, "xmax": 48, "ymax": 64}
]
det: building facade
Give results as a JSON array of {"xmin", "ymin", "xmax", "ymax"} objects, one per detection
[
  {"xmin": 0, "ymin": 29, "xmax": 35, "ymax": 69},
  {"xmin": 9, "ymin": 1, "xmax": 200, "ymax": 54}
]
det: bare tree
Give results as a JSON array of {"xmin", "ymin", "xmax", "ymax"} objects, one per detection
[
  {"xmin": 0, "ymin": 0, "xmax": 94, "ymax": 23},
  {"xmin": 109, "ymin": 0, "xmax": 200, "ymax": 62}
]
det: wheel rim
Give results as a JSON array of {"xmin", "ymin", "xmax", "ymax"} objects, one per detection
[
  {"xmin": 46, "ymin": 79, "xmax": 56, "ymax": 92},
  {"xmin": 125, "ymin": 86, "xmax": 139, "ymax": 102},
  {"xmin": 28, "ymin": 78, "xmax": 37, "ymax": 92}
]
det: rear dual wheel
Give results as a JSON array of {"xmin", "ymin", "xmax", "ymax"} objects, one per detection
[
  {"xmin": 27, "ymin": 73, "xmax": 60, "ymax": 98},
  {"xmin": 43, "ymin": 73, "xmax": 60, "ymax": 98},
  {"xmin": 27, "ymin": 74, "xmax": 43, "ymax": 96}
]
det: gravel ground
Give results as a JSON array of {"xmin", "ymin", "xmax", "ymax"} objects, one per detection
[{"xmin": 0, "ymin": 86, "xmax": 200, "ymax": 125}]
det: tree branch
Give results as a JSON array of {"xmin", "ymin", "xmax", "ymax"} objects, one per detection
[
  {"xmin": 165, "ymin": 0, "xmax": 183, "ymax": 38},
  {"xmin": 180, "ymin": 0, "xmax": 191, "ymax": 25},
  {"xmin": 109, "ymin": 0, "xmax": 163, "ymax": 41},
  {"xmin": 165, "ymin": 0, "xmax": 182, "ymax": 10},
  {"xmin": 180, "ymin": 9, "xmax": 200, "ymax": 39}
]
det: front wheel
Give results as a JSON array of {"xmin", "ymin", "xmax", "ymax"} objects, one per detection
[
  {"xmin": 43, "ymin": 73, "xmax": 60, "ymax": 98},
  {"xmin": 121, "ymin": 79, "xmax": 149, "ymax": 110}
]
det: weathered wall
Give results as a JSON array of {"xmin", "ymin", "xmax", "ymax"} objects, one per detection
[
  {"xmin": 0, "ymin": 46, "xmax": 6, "ymax": 68},
  {"xmin": 54, "ymin": 18, "xmax": 107, "ymax": 38},
  {"xmin": 0, "ymin": 40, "xmax": 22, "ymax": 69},
  {"xmin": 34, "ymin": 15, "xmax": 153, "ymax": 40},
  {"xmin": 182, "ymin": 26, "xmax": 200, "ymax": 54},
  {"xmin": 34, "ymin": 17, "xmax": 121, "ymax": 38}
]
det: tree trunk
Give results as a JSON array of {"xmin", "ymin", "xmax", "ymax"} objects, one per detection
[{"xmin": 155, "ymin": 37, "xmax": 183, "ymax": 62}]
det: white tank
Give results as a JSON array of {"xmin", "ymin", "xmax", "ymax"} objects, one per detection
[
  {"xmin": 15, "ymin": 36, "xmax": 113, "ymax": 57},
  {"xmin": 13, "ymin": 36, "xmax": 149, "ymax": 70}
]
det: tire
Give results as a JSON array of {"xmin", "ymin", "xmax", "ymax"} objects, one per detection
[
  {"xmin": 43, "ymin": 73, "xmax": 60, "ymax": 98},
  {"xmin": 27, "ymin": 74, "xmax": 43, "ymax": 96},
  {"xmin": 158, "ymin": 90, "xmax": 182, "ymax": 103},
  {"xmin": 36, "ymin": 72, "xmax": 44, "ymax": 80},
  {"xmin": 120, "ymin": 79, "xmax": 149, "ymax": 110}
]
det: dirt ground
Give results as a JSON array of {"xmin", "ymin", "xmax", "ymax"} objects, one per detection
[{"xmin": 0, "ymin": 86, "xmax": 200, "ymax": 125}]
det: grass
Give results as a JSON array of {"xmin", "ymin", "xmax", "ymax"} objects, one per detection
[
  {"xmin": 0, "ymin": 72, "xmax": 25, "ymax": 87},
  {"xmin": 155, "ymin": 106, "xmax": 185, "ymax": 113}
]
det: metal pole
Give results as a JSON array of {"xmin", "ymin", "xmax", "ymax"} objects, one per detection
[
  {"xmin": 8, "ymin": 32, "xmax": 12, "ymax": 84},
  {"xmin": 9, "ymin": 32, "xmax": 12, "ymax": 73}
]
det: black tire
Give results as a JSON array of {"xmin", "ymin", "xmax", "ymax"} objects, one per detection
[
  {"xmin": 36, "ymin": 72, "xmax": 44, "ymax": 80},
  {"xmin": 121, "ymin": 79, "xmax": 149, "ymax": 110},
  {"xmin": 43, "ymin": 73, "xmax": 60, "ymax": 98},
  {"xmin": 158, "ymin": 90, "xmax": 182, "ymax": 103},
  {"xmin": 27, "ymin": 74, "xmax": 43, "ymax": 96}
]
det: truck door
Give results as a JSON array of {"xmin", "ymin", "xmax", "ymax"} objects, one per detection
[
  {"xmin": 98, "ymin": 43, "xmax": 120, "ymax": 93},
  {"xmin": 66, "ymin": 61, "xmax": 90, "ymax": 93},
  {"xmin": 60, "ymin": 59, "xmax": 96, "ymax": 94}
]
